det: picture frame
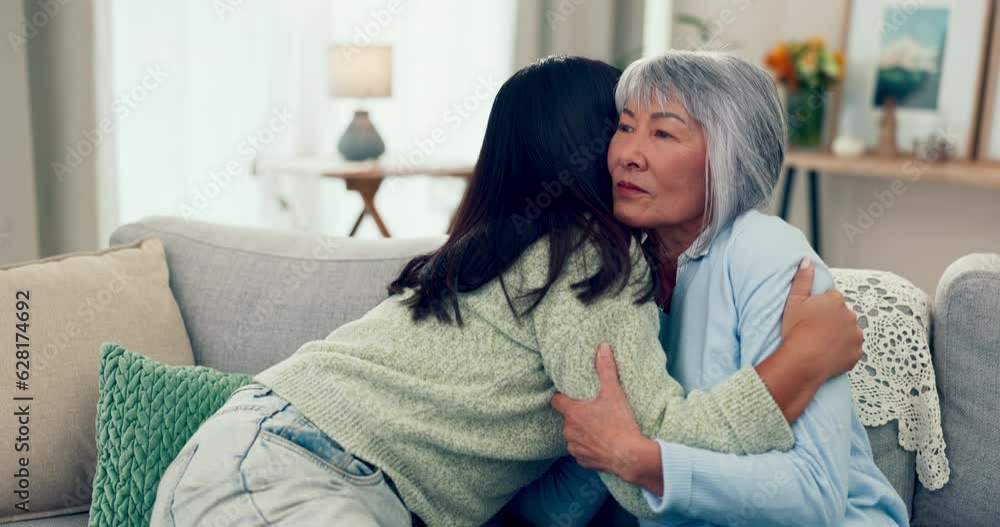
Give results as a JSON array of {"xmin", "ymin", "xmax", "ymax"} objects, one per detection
[
  {"xmin": 977, "ymin": 6, "xmax": 1000, "ymax": 163},
  {"xmin": 835, "ymin": 0, "xmax": 993, "ymax": 160}
]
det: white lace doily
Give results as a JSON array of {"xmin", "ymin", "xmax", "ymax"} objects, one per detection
[{"xmin": 833, "ymin": 269, "xmax": 950, "ymax": 490}]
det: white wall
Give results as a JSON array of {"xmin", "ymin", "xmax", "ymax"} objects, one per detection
[
  {"xmin": 673, "ymin": 0, "xmax": 1000, "ymax": 294},
  {"xmin": 24, "ymin": 0, "xmax": 101, "ymax": 257},
  {"xmin": 0, "ymin": 1, "xmax": 41, "ymax": 264}
]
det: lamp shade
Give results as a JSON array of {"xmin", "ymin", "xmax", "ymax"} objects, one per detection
[{"xmin": 328, "ymin": 44, "xmax": 392, "ymax": 98}]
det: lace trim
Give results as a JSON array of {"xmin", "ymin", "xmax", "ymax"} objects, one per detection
[{"xmin": 834, "ymin": 269, "xmax": 950, "ymax": 490}]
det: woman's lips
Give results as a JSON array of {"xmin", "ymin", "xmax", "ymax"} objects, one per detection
[{"xmin": 615, "ymin": 180, "xmax": 649, "ymax": 197}]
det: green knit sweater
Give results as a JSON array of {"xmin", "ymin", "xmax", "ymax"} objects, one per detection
[{"xmin": 254, "ymin": 236, "xmax": 795, "ymax": 526}]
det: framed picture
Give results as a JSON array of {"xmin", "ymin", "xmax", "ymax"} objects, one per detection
[
  {"xmin": 978, "ymin": 8, "xmax": 1000, "ymax": 163},
  {"xmin": 835, "ymin": 0, "xmax": 992, "ymax": 159}
]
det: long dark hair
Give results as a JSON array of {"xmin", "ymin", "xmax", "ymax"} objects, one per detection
[{"xmin": 388, "ymin": 55, "xmax": 658, "ymax": 324}]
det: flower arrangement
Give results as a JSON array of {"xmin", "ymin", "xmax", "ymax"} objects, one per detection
[
  {"xmin": 765, "ymin": 38, "xmax": 845, "ymax": 92},
  {"xmin": 765, "ymin": 38, "xmax": 846, "ymax": 148}
]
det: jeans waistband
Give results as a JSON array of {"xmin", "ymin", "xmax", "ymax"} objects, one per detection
[
  {"xmin": 230, "ymin": 381, "xmax": 269, "ymax": 396},
  {"xmin": 224, "ymin": 382, "xmax": 278, "ymax": 406}
]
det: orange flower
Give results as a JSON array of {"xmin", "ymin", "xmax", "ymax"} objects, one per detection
[
  {"xmin": 764, "ymin": 44, "xmax": 799, "ymax": 91},
  {"xmin": 765, "ymin": 45, "xmax": 795, "ymax": 81},
  {"xmin": 807, "ymin": 37, "xmax": 826, "ymax": 49},
  {"xmin": 767, "ymin": 38, "xmax": 843, "ymax": 91}
]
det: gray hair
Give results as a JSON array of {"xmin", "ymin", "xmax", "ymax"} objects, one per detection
[{"xmin": 615, "ymin": 51, "xmax": 786, "ymax": 253}]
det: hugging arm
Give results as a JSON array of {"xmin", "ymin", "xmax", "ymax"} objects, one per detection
[
  {"xmin": 507, "ymin": 253, "xmax": 861, "ymax": 525},
  {"xmin": 529, "ymin": 269, "xmax": 798, "ymax": 519},
  {"xmin": 641, "ymin": 251, "xmax": 854, "ymax": 525}
]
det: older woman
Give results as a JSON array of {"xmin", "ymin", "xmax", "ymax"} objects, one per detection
[{"xmin": 510, "ymin": 52, "xmax": 910, "ymax": 526}]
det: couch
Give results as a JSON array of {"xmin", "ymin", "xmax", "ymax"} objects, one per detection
[{"xmin": 9, "ymin": 215, "xmax": 1000, "ymax": 526}]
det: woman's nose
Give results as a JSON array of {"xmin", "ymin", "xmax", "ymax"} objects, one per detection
[{"xmin": 619, "ymin": 142, "xmax": 647, "ymax": 171}]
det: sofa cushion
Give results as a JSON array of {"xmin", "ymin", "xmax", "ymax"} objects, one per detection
[
  {"xmin": 89, "ymin": 344, "xmax": 252, "ymax": 527},
  {"xmin": 913, "ymin": 253, "xmax": 1000, "ymax": 526},
  {"xmin": 109, "ymin": 216, "xmax": 445, "ymax": 374},
  {"xmin": 0, "ymin": 236, "xmax": 195, "ymax": 524}
]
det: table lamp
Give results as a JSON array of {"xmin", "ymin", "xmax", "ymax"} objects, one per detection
[{"xmin": 329, "ymin": 44, "xmax": 392, "ymax": 161}]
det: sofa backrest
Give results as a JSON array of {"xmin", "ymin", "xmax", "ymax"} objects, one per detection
[
  {"xmin": 110, "ymin": 216, "xmax": 445, "ymax": 374},
  {"xmin": 912, "ymin": 253, "xmax": 1000, "ymax": 527}
]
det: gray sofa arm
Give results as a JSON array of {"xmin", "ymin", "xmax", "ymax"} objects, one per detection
[{"xmin": 912, "ymin": 254, "xmax": 1000, "ymax": 527}]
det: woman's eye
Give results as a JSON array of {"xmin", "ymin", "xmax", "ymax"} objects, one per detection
[
  {"xmin": 617, "ymin": 124, "xmax": 633, "ymax": 132},
  {"xmin": 654, "ymin": 130, "xmax": 672, "ymax": 139}
]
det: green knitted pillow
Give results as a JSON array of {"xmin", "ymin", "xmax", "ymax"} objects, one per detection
[{"xmin": 88, "ymin": 343, "xmax": 253, "ymax": 527}]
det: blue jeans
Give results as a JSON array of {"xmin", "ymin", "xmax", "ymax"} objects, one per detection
[{"xmin": 149, "ymin": 382, "xmax": 412, "ymax": 526}]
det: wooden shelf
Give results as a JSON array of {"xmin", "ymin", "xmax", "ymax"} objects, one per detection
[{"xmin": 785, "ymin": 151, "xmax": 1000, "ymax": 191}]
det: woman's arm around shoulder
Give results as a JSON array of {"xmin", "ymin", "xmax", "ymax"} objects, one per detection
[{"xmin": 529, "ymin": 237, "xmax": 795, "ymax": 518}]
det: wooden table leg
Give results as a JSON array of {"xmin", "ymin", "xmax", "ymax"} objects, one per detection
[
  {"xmin": 349, "ymin": 209, "xmax": 366, "ymax": 236},
  {"xmin": 363, "ymin": 195, "xmax": 391, "ymax": 238},
  {"xmin": 345, "ymin": 177, "xmax": 391, "ymax": 237}
]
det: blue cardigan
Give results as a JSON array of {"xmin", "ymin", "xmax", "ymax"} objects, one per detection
[{"xmin": 511, "ymin": 210, "xmax": 910, "ymax": 526}]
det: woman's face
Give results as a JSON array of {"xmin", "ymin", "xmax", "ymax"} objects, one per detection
[{"xmin": 607, "ymin": 96, "xmax": 708, "ymax": 232}]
